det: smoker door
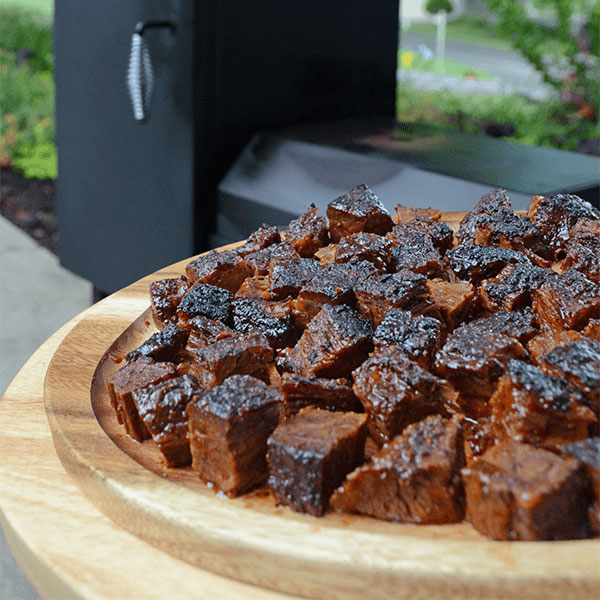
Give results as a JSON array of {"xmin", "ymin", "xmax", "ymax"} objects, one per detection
[{"xmin": 55, "ymin": 0, "xmax": 198, "ymax": 293}]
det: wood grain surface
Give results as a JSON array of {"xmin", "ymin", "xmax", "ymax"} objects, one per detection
[{"xmin": 31, "ymin": 213, "xmax": 600, "ymax": 598}]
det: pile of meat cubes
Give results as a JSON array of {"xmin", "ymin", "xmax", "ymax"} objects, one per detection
[{"xmin": 107, "ymin": 185, "xmax": 600, "ymax": 541}]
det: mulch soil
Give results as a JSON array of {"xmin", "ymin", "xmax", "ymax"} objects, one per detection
[{"xmin": 0, "ymin": 166, "xmax": 58, "ymax": 255}]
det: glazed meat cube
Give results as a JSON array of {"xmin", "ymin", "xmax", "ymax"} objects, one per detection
[
  {"xmin": 235, "ymin": 275, "xmax": 271, "ymax": 299},
  {"xmin": 352, "ymin": 347, "xmax": 448, "ymax": 445},
  {"xmin": 187, "ymin": 375, "xmax": 281, "ymax": 496},
  {"xmin": 373, "ymin": 309, "xmax": 441, "ymax": 369},
  {"xmin": 354, "ymin": 270, "xmax": 428, "ymax": 327},
  {"xmin": 541, "ymin": 339, "xmax": 600, "ymax": 413},
  {"xmin": 106, "ymin": 358, "xmax": 177, "ymax": 441},
  {"xmin": 132, "ymin": 375, "xmax": 201, "ymax": 467},
  {"xmin": 471, "ymin": 308, "xmax": 538, "ymax": 343},
  {"xmin": 182, "ymin": 331, "xmax": 273, "ymax": 390},
  {"xmin": 327, "ymin": 184, "xmax": 394, "ymax": 243},
  {"xmin": 526, "ymin": 330, "xmax": 583, "ymax": 366},
  {"xmin": 267, "ymin": 407, "xmax": 368, "ymax": 516},
  {"xmin": 490, "ymin": 360, "xmax": 595, "ymax": 448},
  {"xmin": 563, "ymin": 219, "xmax": 600, "ymax": 283},
  {"xmin": 531, "ymin": 269, "xmax": 600, "ymax": 331},
  {"xmin": 330, "ymin": 415, "xmax": 464, "ymax": 524},
  {"xmin": 231, "ymin": 298, "xmax": 297, "ymax": 348},
  {"xmin": 334, "ymin": 232, "xmax": 394, "ymax": 272},
  {"xmin": 185, "ymin": 249, "xmax": 252, "ymax": 293},
  {"xmin": 447, "ymin": 244, "xmax": 530, "ymax": 285},
  {"xmin": 126, "ymin": 322, "xmax": 189, "ymax": 363},
  {"xmin": 388, "ymin": 228, "xmax": 443, "ymax": 277},
  {"xmin": 561, "ymin": 438, "xmax": 600, "ymax": 534},
  {"xmin": 149, "ymin": 275, "xmax": 190, "ymax": 328},
  {"xmin": 176, "ymin": 283, "xmax": 233, "ymax": 327},
  {"xmin": 268, "ymin": 258, "xmax": 322, "ymax": 300},
  {"xmin": 185, "ymin": 315, "xmax": 235, "ymax": 352},
  {"xmin": 462, "ymin": 440, "xmax": 591, "ymax": 540},
  {"xmin": 235, "ymin": 223, "xmax": 281, "ymax": 257},
  {"xmin": 279, "ymin": 373, "xmax": 362, "ymax": 420},
  {"xmin": 243, "ymin": 242, "xmax": 299, "ymax": 277},
  {"xmin": 479, "ymin": 262, "xmax": 551, "ymax": 312},
  {"xmin": 584, "ymin": 319, "xmax": 600, "ymax": 342},
  {"xmin": 277, "ymin": 304, "xmax": 372, "ymax": 379},
  {"xmin": 457, "ymin": 188, "xmax": 552, "ymax": 263},
  {"xmin": 461, "ymin": 417, "xmax": 494, "ymax": 466},
  {"xmin": 528, "ymin": 193, "xmax": 600, "ymax": 256},
  {"xmin": 392, "ymin": 210, "xmax": 454, "ymax": 254},
  {"xmin": 421, "ymin": 279, "xmax": 475, "ymax": 331},
  {"xmin": 282, "ymin": 204, "xmax": 329, "ymax": 257}
]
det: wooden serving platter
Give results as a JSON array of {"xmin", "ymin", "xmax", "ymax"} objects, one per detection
[{"xmin": 44, "ymin": 213, "xmax": 600, "ymax": 600}]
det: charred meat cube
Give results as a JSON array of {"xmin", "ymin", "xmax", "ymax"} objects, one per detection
[
  {"xmin": 277, "ymin": 304, "xmax": 372, "ymax": 379},
  {"xmin": 149, "ymin": 276, "xmax": 190, "ymax": 328},
  {"xmin": 352, "ymin": 347, "xmax": 448, "ymax": 445},
  {"xmin": 282, "ymin": 204, "xmax": 329, "ymax": 257},
  {"xmin": 479, "ymin": 262, "xmax": 551, "ymax": 312},
  {"xmin": 528, "ymin": 193, "xmax": 600, "ymax": 257},
  {"xmin": 185, "ymin": 249, "xmax": 252, "ymax": 293},
  {"xmin": 462, "ymin": 440, "xmax": 592, "ymax": 540},
  {"xmin": 334, "ymin": 232, "xmax": 394, "ymax": 272},
  {"xmin": 447, "ymin": 244, "xmax": 530, "ymax": 285},
  {"xmin": 176, "ymin": 283, "xmax": 233, "ymax": 327},
  {"xmin": 532, "ymin": 269, "xmax": 600, "ymax": 331},
  {"xmin": 267, "ymin": 407, "xmax": 368, "ymax": 516},
  {"xmin": 373, "ymin": 309, "xmax": 441, "ymax": 369},
  {"xmin": 243, "ymin": 242, "xmax": 299, "ymax": 277},
  {"xmin": 472, "ymin": 308, "xmax": 538, "ymax": 344},
  {"xmin": 235, "ymin": 223, "xmax": 281, "ymax": 257},
  {"xmin": 461, "ymin": 416, "xmax": 495, "ymax": 466},
  {"xmin": 421, "ymin": 279, "xmax": 475, "ymax": 331},
  {"xmin": 354, "ymin": 270, "xmax": 428, "ymax": 327},
  {"xmin": 132, "ymin": 375, "xmax": 201, "ymax": 467},
  {"xmin": 563, "ymin": 219, "xmax": 600, "ymax": 283},
  {"xmin": 490, "ymin": 360, "xmax": 595, "ymax": 448},
  {"xmin": 527, "ymin": 330, "xmax": 583, "ymax": 367},
  {"xmin": 330, "ymin": 415, "xmax": 464, "ymax": 524},
  {"xmin": 126, "ymin": 322, "xmax": 189, "ymax": 363},
  {"xmin": 268, "ymin": 258, "xmax": 322, "ymax": 300},
  {"xmin": 279, "ymin": 373, "xmax": 362, "ymax": 420},
  {"xmin": 106, "ymin": 358, "xmax": 177, "ymax": 441},
  {"xmin": 185, "ymin": 315, "xmax": 235, "ymax": 352},
  {"xmin": 231, "ymin": 298, "xmax": 297, "ymax": 348},
  {"xmin": 182, "ymin": 331, "xmax": 273, "ymax": 390},
  {"xmin": 457, "ymin": 188, "xmax": 553, "ymax": 263},
  {"xmin": 327, "ymin": 184, "xmax": 394, "ymax": 243},
  {"xmin": 187, "ymin": 375, "xmax": 281, "ymax": 496},
  {"xmin": 388, "ymin": 228, "xmax": 443, "ymax": 277},
  {"xmin": 392, "ymin": 210, "xmax": 454, "ymax": 254}
]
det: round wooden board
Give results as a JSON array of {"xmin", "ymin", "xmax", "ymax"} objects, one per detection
[{"xmin": 43, "ymin": 214, "xmax": 600, "ymax": 600}]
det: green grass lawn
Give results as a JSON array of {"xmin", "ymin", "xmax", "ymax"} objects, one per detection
[
  {"xmin": 3, "ymin": 0, "xmax": 53, "ymax": 17},
  {"xmin": 403, "ymin": 16, "xmax": 514, "ymax": 52},
  {"xmin": 399, "ymin": 50, "xmax": 494, "ymax": 80}
]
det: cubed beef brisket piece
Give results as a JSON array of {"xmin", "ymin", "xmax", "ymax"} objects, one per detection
[
  {"xmin": 279, "ymin": 373, "xmax": 362, "ymax": 420},
  {"xmin": 267, "ymin": 407, "xmax": 368, "ymax": 516},
  {"xmin": 330, "ymin": 415, "xmax": 464, "ymax": 524},
  {"xmin": 352, "ymin": 347, "xmax": 449, "ymax": 445},
  {"xmin": 387, "ymin": 227, "xmax": 444, "ymax": 277},
  {"xmin": 235, "ymin": 275, "xmax": 271, "ymax": 299},
  {"xmin": 106, "ymin": 358, "xmax": 177, "ymax": 441},
  {"xmin": 584, "ymin": 319, "xmax": 600, "ymax": 342},
  {"xmin": 457, "ymin": 188, "xmax": 553, "ymax": 264},
  {"xmin": 231, "ymin": 298, "xmax": 298, "ymax": 348},
  {"xmin": 176, "ymin": 283, "xmax": 233, "ymax": 327},
  {"xmin": 479, "ymin": 262, "xmax": 552, "ymax": 312},
  {"xmin": 132, "ymin": 375, "xmax": 201, "ymax": 467},
  {"xmin": 185, "ymin": 249, "xmax": 252, "ymax": 293},
  {"xmin": 354, "ymin": 270, "xmax": 428, "ymax": 327},
  {"xmin": 373, "ymin": 309, "xmax": 441, "ymax": 369},
  {"xmin": 470, "ymin": 308, "xmax": 538, "ymax": 343},
  {"xmin": 528, "ymin": 193, "xmax": 600, "ymax": 257},
  {"xmin": 277, "ymin": 304, "xmax": 372, "ymax": 379},
  {"xmin": 268, "ymin": 258, "xmax": 322, "ymax": 300},
  {"xmin": 562, "ymin": 219, "xmax": 600, "ymax": 283},
  {"xmin": 420, "ymin": 279, "xmax": 475, "ymax": 331},
  {"xmin": 462, "ymin": 440, "xmax": 592, "ymax": 540},
  {"xmin": 561, "ymin": 437, "xmax": 600, "ymax": 535},
  {"xmin": 126, "ymin": 322, "xmax": 189, "ymax": 363},
  {"xmin": 526, "ymin": 330, "xmax": 583, "ymax": 366},
  {"xmin": 242, "ymin": 242, "xmax": 299, "ymax": 277},
  {"xmin": 149, "ymin": 276, "xmax": 190, "ymax": 328},
  {"xmin": 490, "ymin": 360, "xmax": 595, "ymax": 448},
  {"xmin": 184, "ymin": 315, "xmax": 235, "ymax": 352},
  {"xmin": 447, "ymin": 244, "xmax": 530, "ymax": 285},
  {"xmin": 235, "ymin": 224, "xmax": 281, "ymax": 257},
  {"xmin": 461, "ymin": 417, "xmax": 495, "ymax": 466},
  {"xmin": 282, "ymin": 204, "xmax": 329, "ymax": 257},
  {"xmin": 327, "ymin": 184, "xmax": 394, "ymax": 243},
  {"xmin": 187, "ymin": 375, "xmax": 281, "ymax": 496},
  {"xmin": 334, "ymin": 232, "xmax": 394, "ymax": 272},
  {"xmin": 181, "ymin": 331, "xmax": 273, "ymax": 390},
  {"xmin": 392, "ymin": 211, "xmax": 454, "ymax": 254},
  {"xmin": 531, "ymin": 269, "xmax": 600, "ymax": 332}
]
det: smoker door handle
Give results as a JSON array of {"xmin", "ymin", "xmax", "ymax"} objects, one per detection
[{"xmin": 126, "ymin": 21, "xmax": 175, "ymax": 122}]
